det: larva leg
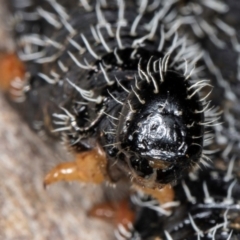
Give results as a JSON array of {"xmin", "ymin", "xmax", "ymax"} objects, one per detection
[
  {"xmin": 134, "ymin": 184, "xmax": 175, "ymax": 206},
  {"xmin": 89, "ymin": 199, "xmax": 135, "ymax": 228},
  {"xmin": 44, "ymin": 147, "xmax": 108, "ymax": 186}
]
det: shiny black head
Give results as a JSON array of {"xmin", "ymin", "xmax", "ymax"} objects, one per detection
[{"xmin": 116, "ymin": 70, "xmax": 204, "ymax": 188}]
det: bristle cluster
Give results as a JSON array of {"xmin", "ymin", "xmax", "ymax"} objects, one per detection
[{"xmin": 123, "ymin": 168, "xmax": 240, "ymax": 240}]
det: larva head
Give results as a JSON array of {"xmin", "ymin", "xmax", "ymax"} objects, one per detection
[{"xmin": 116, "ymin": 70, "xmax": 205, "ymax": 188}]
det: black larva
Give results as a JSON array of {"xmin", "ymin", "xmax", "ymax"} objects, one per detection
[
  {"xmin": 6, "ymin": 0, "xmax": 240, "ymax": 239},
  {"xmin": 9, "ymin": 0, "xmax": 214, "ymax": 187}
]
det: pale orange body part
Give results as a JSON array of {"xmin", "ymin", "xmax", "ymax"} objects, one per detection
[
  {"xmin": 44, "ymin": 148, "xmax": 107, "ymax": 187},
  {"xmin": 89, "ymin": 199, "xmax": 135, "ymax": 228},
  {"xmin": 0, "ymin": 53, "xmax": 26, "ymax": 99},
  {"xmin": 88, "ymin": 185, "xmax": 174, "ymax": 229},
  {"xmin": 139, "ymin": 184, "xmax": 174, "ymax": 205},
  {"xmin": 44, "ymin": 148, "xmax": 136, "ymax": 228}
]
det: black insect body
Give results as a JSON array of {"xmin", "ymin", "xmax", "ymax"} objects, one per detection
[
  {"xmin": 9, "ymin": 0, "xmax": 212, "ymax": 188},
  {"xmin": 128, "ymin": 168, "xmax": 240, "ymax": 240},
  {"xmin": 115, "ymin": 70, "xmax": 204, "ymax": 187},
  {"xmin": 5, "ymin": 0, "xmax": 240, "ymax": 240}
]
